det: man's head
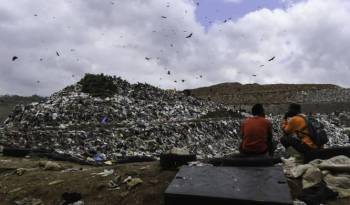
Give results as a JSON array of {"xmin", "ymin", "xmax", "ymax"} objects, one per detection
[
  {"xmin": 288, "ymin": 103, "xmax": 301, "ymax": 116},
  {"xmin": 252, "ymin": 104, "xmax": 265, "ymax": 116}
]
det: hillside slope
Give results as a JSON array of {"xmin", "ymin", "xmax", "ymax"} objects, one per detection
[{"xmin": 187, "ymin": 83, "xmax": 350, "ymax": 113}]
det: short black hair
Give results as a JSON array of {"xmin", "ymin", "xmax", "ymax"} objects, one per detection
[
  {"xmin": 288, "ymin": 103, "xmax": 301, "ymax": 115},
  {"xmin": 252, "ymin": 104, "xmax": 264, "ymax": 116}
]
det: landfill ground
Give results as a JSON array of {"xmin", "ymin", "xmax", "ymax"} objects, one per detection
[
  {"xmin": 1, "ymin": 155, "xmax": 350, "ymax": 205},
  {"xmin": 0, "ymin": 155, "xmax": 176, "ymax": 205}
]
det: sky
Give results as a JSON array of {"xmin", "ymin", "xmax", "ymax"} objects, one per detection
[{"xmin": 1, "ymin": 0, "xmax": 350, "ymax": 96}]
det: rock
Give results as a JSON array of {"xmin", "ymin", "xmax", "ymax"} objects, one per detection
[
  {"xmin": 16, "ymin": 168, "xmax": 26, "ymax": 176},
  {"xmin": 44, "ymin": 161, "xmax": 62, "ymax": 171}
]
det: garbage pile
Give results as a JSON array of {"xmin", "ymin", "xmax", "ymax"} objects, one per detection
[
  {"xmin": 1, "ymin": 74, "xmax": 350, "ymax": 162},
  {"xmin": 0, "ymin": 74, "xmax": 242, "ymax": 161}
]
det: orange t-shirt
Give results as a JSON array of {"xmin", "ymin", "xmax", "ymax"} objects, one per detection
[
  {"xmin": 241, "ymin": 116, "xmax": 272, "ymax": 154},
  {"xmin": 282, "ymin": 115, "xmax": 318, "ymax": 149}
]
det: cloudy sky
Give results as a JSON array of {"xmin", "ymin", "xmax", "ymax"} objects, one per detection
[{"xmin": 1, "ymin": 0, "xmax": 350, "ymax": 96}]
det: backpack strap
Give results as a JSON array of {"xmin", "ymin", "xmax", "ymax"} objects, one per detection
[{"xmin": 295, "ymin": 115, "xmax": 310, "ymax": 137}]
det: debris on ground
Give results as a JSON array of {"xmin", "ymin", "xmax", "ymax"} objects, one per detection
[
  {"xmin": 14, "ymin": 197, "xmax": 43, "ymax": 205},
  {"xmin": 283, "ymin": 155, "xmax": 350, "ymax": 203},
  {"xmin": 126, "ymin": 178, "xmax": 143, "ymax": 190},
  {"xmin": 108, "ymin": 175, "xmax": 121, "ymax": 190},
  {"xmin": 42, "ymin": 161, "xmax": 63, "ymax": 171},
  {"xmin": 93, "ymin": 169, "xmax": 114, "ymax": 177},
  {"xmin": 48, "ymin": 179, "xmax": 64, "ymax": 186}
]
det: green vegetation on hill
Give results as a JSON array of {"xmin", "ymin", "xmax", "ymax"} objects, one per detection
[{"xmin": 78, "ymin": 73, "xmax": 118, "ymax": 98}]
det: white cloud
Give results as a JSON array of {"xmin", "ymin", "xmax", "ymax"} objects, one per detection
[
  {"xmin": 0, "ymin": 0, "xmax": 350, "ymax": 96},
  {"xmin": 224, "ymin": 0, "xmax": 243, "ymax": 3}
]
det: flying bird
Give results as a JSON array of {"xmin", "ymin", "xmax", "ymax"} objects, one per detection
[
  {"xmin": 252, "ymin": 75, "xmax": 257, "ymax": 77},
  {"xmin": 185, "ymin": 33, "xmax": 193, "ymax": 38},
  {"xmin": 167, "ymin": 70, "xmax": 171, "ymax": 75},
  {"xmin": 161, "ymin": 16, "xmax": 167, "ymax": 18},
  {"xmin": 36, "ymin": 80, "xmax": 40, "ymax": 83},
  {"xmin": 56, "ymin": 51, "xmax": 60, "ymax": 56},
  {"xmin": 268, "ymin": 56, "xmax": 275, "ymax": 61},
  {"xmin": 12, "ymin": 56, "xmax": 18, "ymax": 61},
  {"xmin": 259, "ymin": 64, "xmax": 265, "ymax": 67},
  {"xmin": 40, "ymin": 58, "xmax": 43, "ymax": 61},
  {"xmin": 174, "ymin": 80, "xmax": 177, "ymax": 83},
  {"xmin": 145, "ymin": 57, "xmax": 151, "ymax": 60},
  {"xmin": 181, "ymin": 79, "xmax": 185, "ymax": 83},
  {"xmin": 34, "ymin": 14, "xmax": 38, "ymax": 17},
  {"xmin": 200, "ymin": 75, "xmax": 203, "ymax": 78}
]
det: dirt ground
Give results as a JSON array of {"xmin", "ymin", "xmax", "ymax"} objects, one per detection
[
  {"xmin": 0, "ymin": 155, "xmax": 176, "ymax": 205},
  {"xmin": 1, "ymin": 155, "xmax": 350, "ymax": 205}
]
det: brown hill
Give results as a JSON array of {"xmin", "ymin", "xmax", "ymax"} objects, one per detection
[{"xmin": 186, "ymin": 83, "xmax": 350, "ymax": 113}]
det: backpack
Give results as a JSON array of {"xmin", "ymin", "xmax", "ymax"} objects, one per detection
[{"xmin": 299, "ymin": 115, "xmax": 329, "ymax": 148}]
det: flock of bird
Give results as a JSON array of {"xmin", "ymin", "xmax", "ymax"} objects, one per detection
[{"xmin": 10, "ymin": 0, "xmax": 276, "ymax": 86}]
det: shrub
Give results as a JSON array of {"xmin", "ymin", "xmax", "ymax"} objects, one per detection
[{"xmin": 78, "ymin": 73, "xmax": 118, "ymax": 98}]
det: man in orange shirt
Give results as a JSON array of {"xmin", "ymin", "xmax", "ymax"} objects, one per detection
[
  {"xmin": 281, "ymin": 103, "xmax": 318, "ymax": 153},
  {"xmin": 240, "ymin": 104, "xmax": 274, "ymax": 156}
]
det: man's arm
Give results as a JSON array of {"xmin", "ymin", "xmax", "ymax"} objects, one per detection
[{"xmin": 282, "ymin": 117, "xmax": 297, "ymax": 135}]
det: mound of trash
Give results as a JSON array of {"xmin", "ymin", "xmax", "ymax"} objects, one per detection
[
  {"xmin": 0, "ymin": 74, "xmax": 242, "ymax": 161},
  {"xmin": 1, "ymin": 74, "xmax": 349, "ymax": 163}
]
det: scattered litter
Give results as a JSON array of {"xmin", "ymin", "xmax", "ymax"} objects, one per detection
[
  {"xmin": 48, "ymin": 180, "xmax": 64, "ymax": 185},
  {"xmin": 94, "ymin": 169, "xmax": 114, "ymax": 177},
  {"xmin": 14, "ymin": 197, "xmax": 43, "ymax": 205},
  {"xmin": 104, "ymin": 161, "xmax": 113, "ymax": 166},
  {"xmin": 108, "ymin": 175, "xmax": 121, "ymax": 190},
  {"xmin": 9, "ymin": 187, "xmax": 23, "ymax": 193},
  {"xmin": 123, "ymin": 176, "xmax": 132, "ymax": 183},
  {"xmin": 126, "ymin": 178, "xmax": 143, "ymax": 189}
]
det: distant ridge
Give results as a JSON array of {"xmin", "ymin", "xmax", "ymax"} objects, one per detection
[{"xmin": 187, "ymin": 83, "xmax": 350, "ymax": 113}]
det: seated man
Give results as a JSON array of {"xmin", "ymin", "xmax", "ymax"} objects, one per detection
[
  {"xmin": 240, "ymin": 104, "xmax": 274, "ymax": 156},
  {"xmin": 281, "ymin": 103, "xmax": 318, "ymax": 154}
]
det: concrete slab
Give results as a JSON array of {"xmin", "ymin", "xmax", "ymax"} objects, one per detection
[{"xmin": 164, "ymin": 166, "xmax": 293, "ymax": 205}]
